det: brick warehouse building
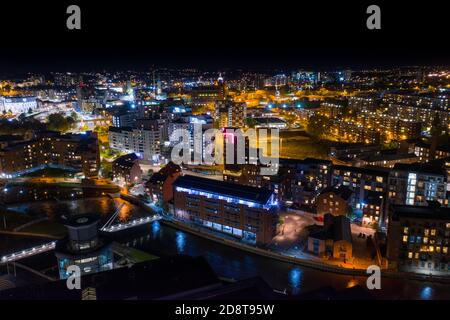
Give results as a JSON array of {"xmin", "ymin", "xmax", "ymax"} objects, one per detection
[
  {"xmin": 0, "ymin": 131, "xmax": 100, "ymax": 178},
  {"xmin": 172, "ymin": 175, "xmax": 279, "ymax": 245}
]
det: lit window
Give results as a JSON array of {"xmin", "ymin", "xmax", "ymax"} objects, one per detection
[
  {"xmin": 403, "ymin": 235, "xmax": 408, "ymax": 243},
  {"xmin": 423, "ymin": 237, "xmax": 428, "ymax": 244},
  {"xmin": 408, "ymin": 252, "xmax": 413, "ymax": 259},
  {"xmin": 431, "ymin": 229, "xmax": 436, "ymax": 236},
  {"xmin": 443, "ymin": 247, "xmax": 448, "ymax": 254},
  {"xmin": 403, "ymin": 227, "xmax": 409, "ymax": 234},
  {"xmin": 424, "ymin": 229, "xmax": 429, "ymax": 236}
]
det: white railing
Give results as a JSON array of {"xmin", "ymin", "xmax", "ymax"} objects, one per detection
[
  {"xmin": 101, "ymin": 215, "xmax": 162, "ymax": 233},
  {"xmin": 1, "ymin": 241, "xmax": 56, "ymax": 264}
]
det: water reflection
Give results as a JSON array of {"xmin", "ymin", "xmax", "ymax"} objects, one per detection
[
  {"xmin": 176, "ymin": 231, "xmax": 186, "ymax": 253},
  {"xmin": 289, "ymin": 267, "xmax": 303, "ymax": 295},
  {"xmin": 420, "ymin": 286, "xmax": 433, "ymax": 300},
  {"xmin": 11, "ymin": 197, "xmax": 450, "ymax": 299},
  {"xmin": 152, "ymin": 221, "xmax": 161, "ymax": 238}
]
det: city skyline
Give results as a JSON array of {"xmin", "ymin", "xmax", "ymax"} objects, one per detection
[
  {"xmin": 1, "ymin": 47, "xmax": 449, "ymax": 74},
  {"xmin": 0, "ymin": 1, "xmax": 449, "ymax": 307}
]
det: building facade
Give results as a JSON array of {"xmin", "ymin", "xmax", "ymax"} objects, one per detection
[
  {"xmin": 0, "ymin": 131, "xmax": 100, "ymax": 178},
  {"xmin": 387, "ymin": 204, "xmax": 450, "ymax": 275},
  {"xmin": 146, "ymin": 161, "xmax": 182, "ymax": 204},
  {"xmin": 109, "ymin": 126, "xmax": 161, "ymax": 163},
  {"xmin": 316, "ymin": 185, "xmax": 353, "ymax": 217},
  {"xmin": 112, "ymin": 153, "xmax": 142, "ymax": 185},
  {"xmin": 388, "ymin": 162, "xmax": 447, "ymax": 207},
  {"xmin": 172, "ymin": 175, "xmax": 279, "ymax": 244}
]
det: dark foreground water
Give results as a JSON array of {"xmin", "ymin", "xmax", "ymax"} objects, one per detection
[{"xmin": 7, "ymin": 197, "xmax": 450, "ymax": 299}]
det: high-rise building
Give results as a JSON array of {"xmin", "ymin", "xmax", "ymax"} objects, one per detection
[
  {"xmin": 388, "ymin": 162, "xmax": 447, "ymax": 207},
  {"xmin": 108, "ymin": 126, "xmax": 162, "ymax": 163},
  {"xmin": 215, "ymin": 101, "xmax": 247, "ymax": 128}
]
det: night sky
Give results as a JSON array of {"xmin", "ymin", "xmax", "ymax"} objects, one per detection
[{"xmin": 0, "ymin": 1, "xmax": 448, "ymax": 73}]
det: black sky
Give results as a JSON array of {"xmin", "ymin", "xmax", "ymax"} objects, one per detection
[{"xmin": 0, "ymin": 1, "xmax": 448, "ymax": 73}]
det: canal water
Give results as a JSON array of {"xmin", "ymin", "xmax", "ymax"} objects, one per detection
[{"xmin": 6, "ymin": 197, "xmax": 450, "ymax": 299}]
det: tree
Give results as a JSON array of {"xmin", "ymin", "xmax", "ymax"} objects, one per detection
[
  {"xmin": 307, "ymin": 114, "xmax": 330, "ymax": 138},
  {"xmin": 246, "ymin": 117, "xmax": 256, "ymax": 128},
  {"xmin": 27, "ymin": 107, "xmax": 33, "ymax": 114},
  {"xmin": 47, "ymin": 113, "xmax": 76, "ymax": 132}
]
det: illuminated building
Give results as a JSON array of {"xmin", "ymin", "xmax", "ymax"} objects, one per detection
[
  {"xmin": 53, "ymin": 72, "xmax": 81, "ymax": 87},
  {"xmin": 145, "ymin": 161, "xmax": 182, "ymax": 203},
  {"xmin": 172, "ymin": 175, "xmax": 279, "ymax": 244},
  {"xmin": 108, "ymin": 126, "xmax": 162, "ymax": 163},
  {"xmin": 388, "ymin": 162, "xmax": 447, "ymax": 206},
  {"xmin": 358, "ymin": 151, "xmax": 419, "ymax": 168},
  {"xmin": 55, "ymin": 213, "xmax": 113, "ymax": 279},
  {"xmin": 329, "ymin": 144, "xmax": 381, "ymax": 160},
  {"xmin": 253, "ymin": 117, "xmax": 287, "ymax": 129},
  {"xmin": 410, "ymin": 141, "xmax": 450, "ymax": 162},
  {"xmin": 316, "ymin": 185, "xmax": 353, "ymax": 217},
  {"xmin": 0, "ymin": 96, "xmax": 37, "ymax": 115},
  {"xmin": 362, "ymin": 191, "xmax": 385, "ymax": 228},
  {"xmin": 190, "ymin": 79, "xmax": 226, "ymax": 107},
  {"xmin": 348, "ymin": 95, "xmax": 378, "ymax": 113},
  {"xmin": 332, "ymin": 165, "xmax": 389, "ymax": 223},
  {"xmin": 264, "ymin": 74, "xmax": 287, "ymax": 87},
  {"xmin": 215, "ymin": 100, "xmax": 247, "ymax": 128},
  {"xmin": 112, "ymin": 153, "xmax": 143, "ymax": 185},
  {"xmin": 112, "ymin": 109, "xmax": 139, "ymax": 127},
  {"xmin": 307, "ymin": 213, "xmax": 352, "ymax": 260},
  {"xmin": 0, "ymin": 131, "xmax": 100, "ymax": 178},
  {"xmin": 279, "ymin": 158, "xmax": 332, "ymax": 207},
  {"xmin": 386, "ymin": 203, "xmax": 450, "ymax": 275}
]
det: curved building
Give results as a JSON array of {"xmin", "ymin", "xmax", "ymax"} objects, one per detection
[{"xmin": 55, "ymin": 214, "xmax": 113, "ymax": 279}]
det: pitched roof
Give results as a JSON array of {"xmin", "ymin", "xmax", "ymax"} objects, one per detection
[
  {"xmin": 319, "ymin": 185, "xmax": 353, "ymax": 201},
  {"xmin": 309, "ymin": 214, "xmax": 352, "ymax": 243}
]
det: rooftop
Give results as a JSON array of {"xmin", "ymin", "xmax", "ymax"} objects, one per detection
[
  {"xmin": 392, "ymin": 162, "xmax": 446, "ymax": 176},
  {"xmin": 309, "ymin": 214, "xmax": 352, "ymax": 243},
  {"xmin": 319, "ymin": 185, "xmax": 353, "ymax": 201},
  {"xmin": 333, "ymin": 164, "xmax": 390, "ymax": 177},
  {"xmin": 113, "ymin": 153, "xmax": 138, "ymax": 168},
  {"xmin": 173, "ymin": 175, "xmax": 273, "ymax": 205},
  {"xmin": 391, "ymin": 204, "xmax": 450, "ymax": 221}
]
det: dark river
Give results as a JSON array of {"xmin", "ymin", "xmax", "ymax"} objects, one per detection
[{"xmin": 6, "ymin": 197, "xmax": 450, "ymax": 300}]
